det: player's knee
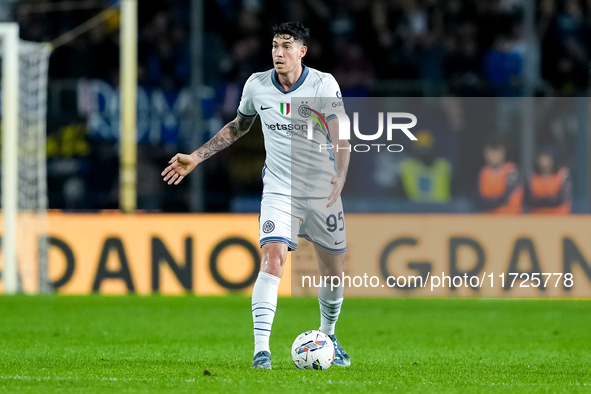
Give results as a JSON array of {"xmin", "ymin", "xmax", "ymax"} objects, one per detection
[
  {"xmin": 318, "ymin": 254, "xmax": 345, "ymax": 277},
  {"xmin": 260, "ymin": 243, "xmax": 287, "ymax": 275},
  {"xmin": 320, "ymin": 265, "xmax": 344, "ymax": 278},
  {"xmin": 263, "ymin": 252, "xmax": 285, "ymax": 271}
]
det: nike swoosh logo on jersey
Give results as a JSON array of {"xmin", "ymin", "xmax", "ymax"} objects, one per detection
[
  {"xmin": 260, "ymin": 105, "xmax": 272, "ymax": 110},
  {"xmin": 255, "ymin": 314, "xmax": 268, "ymax": 318},
  {"xmin": 335, "ymin": 240, "xmax": 345, "ymax": 245}
]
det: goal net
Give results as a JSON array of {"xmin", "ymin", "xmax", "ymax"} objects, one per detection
[{"xmin": 1, "ymin": 31, "xmax": 51, "ymax": 294}]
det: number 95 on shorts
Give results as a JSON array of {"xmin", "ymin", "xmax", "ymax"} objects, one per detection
[{"xmin": 259, "ymin": 192, "xmax": 347, "ymax": 255}]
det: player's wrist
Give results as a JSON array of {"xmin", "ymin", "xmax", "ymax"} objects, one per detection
[{"xmin": 190, "ymin": 151, "xmax": 203, "ymax": 165}]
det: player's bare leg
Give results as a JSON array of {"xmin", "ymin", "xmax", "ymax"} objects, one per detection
[
  {"xmin": 251, "ymin": 242, "xmax": 288, "ymax": 369},
  {"xmin": 315, "ymin": 247, "xmax": 351, "ymax": 367}
]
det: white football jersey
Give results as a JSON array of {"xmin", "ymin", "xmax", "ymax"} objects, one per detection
[{"xmin": 237, "ymin": 65, "xmax": 343, "ymax": 197}]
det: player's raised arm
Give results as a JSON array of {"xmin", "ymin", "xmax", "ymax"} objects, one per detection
[{"xmin": 161, "ymin": 114, "xmax": 256, "ymax": 185}]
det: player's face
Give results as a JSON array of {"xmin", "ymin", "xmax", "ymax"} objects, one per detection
[{"xmin": 272, "ymin": 36, "xmax": 306, "ymax": 74}]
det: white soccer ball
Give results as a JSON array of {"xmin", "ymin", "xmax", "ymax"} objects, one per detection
[{"xmin": 291, "ymin": 330, "xmax": 334, "ymax": 370}]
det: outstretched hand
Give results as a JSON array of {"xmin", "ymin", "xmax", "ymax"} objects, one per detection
[{"xmin": 161, "ymin": 153, "xmax": 198, "ymax": 185}]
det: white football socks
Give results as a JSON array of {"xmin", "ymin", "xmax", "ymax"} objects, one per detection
[
  {"xmin": 318, "ymin": 284, "xmax": 344, "ymax": 336},
  {"xmin": 252, "ymin": 271, "xmax": 281, "ymax": 356}
]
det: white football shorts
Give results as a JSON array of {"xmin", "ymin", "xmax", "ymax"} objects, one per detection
[{"xmin": 259, "ymin": 192, "xmax": 347, "ymax": 254}]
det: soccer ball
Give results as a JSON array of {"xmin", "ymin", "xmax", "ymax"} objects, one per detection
[{"xmin": 291, "ymin": 330, "xmax": 335, "ymax": 370}]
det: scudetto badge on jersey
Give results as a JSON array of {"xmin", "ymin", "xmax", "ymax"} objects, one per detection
[{"xmin": 279, "ymin": 102, "xmax": 290, "ymax": 115}]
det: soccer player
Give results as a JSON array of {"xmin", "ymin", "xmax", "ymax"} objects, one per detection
[{"xmin": 161, "ymin": 21, "xmax": 351, "ymax": 369}]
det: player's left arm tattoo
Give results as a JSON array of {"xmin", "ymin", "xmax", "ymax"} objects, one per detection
[{"xmin": 192, "ymin": 114, "xmax": 256, "ymax": 162}]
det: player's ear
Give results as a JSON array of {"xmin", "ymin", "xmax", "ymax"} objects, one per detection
[{"xmin": 299, "ymin": 44, "xmax": 307, "ymax": 59}]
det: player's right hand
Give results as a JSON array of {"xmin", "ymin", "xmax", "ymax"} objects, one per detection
[{"xmin": 161, "ymin": 153, "xmax": 198, "ymax": 185}]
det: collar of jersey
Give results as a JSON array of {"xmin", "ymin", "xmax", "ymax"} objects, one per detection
[{"xmin": 271, "ymin": 65, "xmax": 309, "ymax": 94}]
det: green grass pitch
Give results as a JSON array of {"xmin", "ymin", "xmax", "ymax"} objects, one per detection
[{"xmin": 0, "ymin": 296, "xmax": 590, "ymax": 393}]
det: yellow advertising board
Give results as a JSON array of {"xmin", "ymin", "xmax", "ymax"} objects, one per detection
[
  {"xmin": 41, "ymin": 213, "xmax": 291, "ymax": 295},
  {"xmin": 292, "ymin": 215, "xmax": 591, "ymax": 298},
  {"xmin": 0, "ymin": 213, "xmax": 590, "ymax": 297}
]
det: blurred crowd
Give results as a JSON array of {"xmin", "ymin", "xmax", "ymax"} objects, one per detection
[{"xmin": 11, "ymin": 0, "xmax": 591, "ymax": 212}]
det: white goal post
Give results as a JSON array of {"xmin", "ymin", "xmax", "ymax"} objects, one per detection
[
  {"xmin": 1, "ymin": 23, "xmax": 19, "ymax": 294},
  {"xmin": 1, "ymin": 23, "xmax": 51, "ymax": 294}
]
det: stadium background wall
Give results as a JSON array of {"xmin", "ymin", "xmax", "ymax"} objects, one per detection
[{"xmin": 0, "ymin": 214, "xmax": 590, "ymax": 297}]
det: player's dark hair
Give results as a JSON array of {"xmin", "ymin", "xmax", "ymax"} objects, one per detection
[{"xmin": 272, "ymin": 21, "xmax": 310, "ymax": 46}]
